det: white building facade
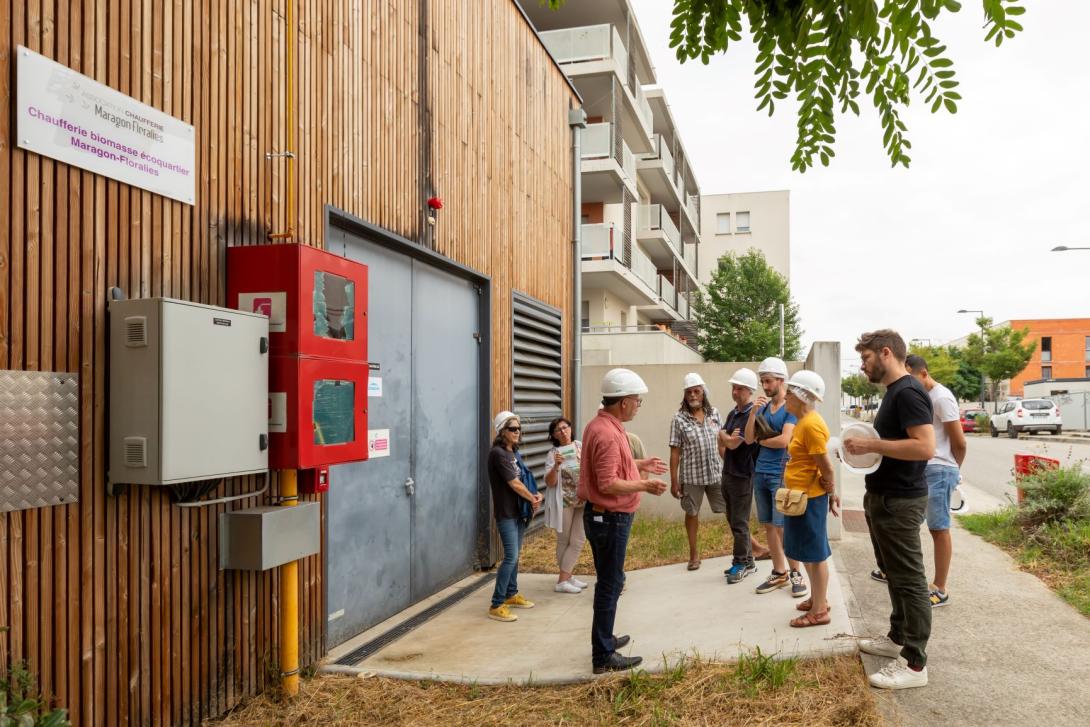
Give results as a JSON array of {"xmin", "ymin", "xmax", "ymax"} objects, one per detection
[{"xmin": 698, "ymin": 190, "xmax": 791, "ymax": 285}]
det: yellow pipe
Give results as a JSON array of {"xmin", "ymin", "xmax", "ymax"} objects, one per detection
[
  {"xmin": 286, "ymin": 0, "xmax": 296, "ymax": 242},
  {"xmin": 279, "ymin": 468, "xmax": 300, "ymax": 696}
]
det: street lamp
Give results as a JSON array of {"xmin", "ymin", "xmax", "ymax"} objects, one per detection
[
  {"xmin": 1052, "ymin": 245, "xmax": 1090, "ymax": 252},
  {"xmin": 957, "ymin": 309, "xmax": 987, "ymax": 410}
]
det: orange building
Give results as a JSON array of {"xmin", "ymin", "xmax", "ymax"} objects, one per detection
[{"xmin": 1008, "ymin": 318, "xmax": 1090, "ymax": 396}]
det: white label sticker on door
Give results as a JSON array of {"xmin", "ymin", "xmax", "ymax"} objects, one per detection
[
  {"xmin": 368, "ymin": 376, "xmax": 382, "ymax": 398},
  {"xmin": 239, "ymin": 291, "xmax": 287, "ymax": 332},
  {"xmin": 268, "ymin": 392, "xmax": 287, "ymax": 433},
  {"xmin": 368, "ymin": 429, "xmax": 390, "ymax": 458}
]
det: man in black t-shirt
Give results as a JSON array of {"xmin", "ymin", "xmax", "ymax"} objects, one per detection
[{"xmin": 843, "ymin": 330, "xmax": 935, "ymax": 691}]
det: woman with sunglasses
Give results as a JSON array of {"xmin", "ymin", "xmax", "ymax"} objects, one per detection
[
  {"xmin": 487, "ymin": 411, "xmax": 544, "ymax": 622},
  {"xmin": 544, "ymin": 416, "xmax": 588, "ymax": 594}
]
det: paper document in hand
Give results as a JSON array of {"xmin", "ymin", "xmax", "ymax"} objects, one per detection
[{"xmin": 557, "ymin": 443, "xmax": 580, "ymax": 472}]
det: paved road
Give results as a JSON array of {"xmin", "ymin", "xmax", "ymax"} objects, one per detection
[{"xmin": 959, "ymin": 433, "xmax": 1090, "ymax": 508}]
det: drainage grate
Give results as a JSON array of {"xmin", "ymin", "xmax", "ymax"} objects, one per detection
[
  {"xmin": 334, "ymin": 572, "xmax": 497, "ymax": 666},
  {"xmin": 843, "ymin": 509, "xmax": 869, "ymax": 533}
]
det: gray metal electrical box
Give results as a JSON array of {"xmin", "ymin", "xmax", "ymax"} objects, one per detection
[
  {"xmin": 218, "ymin": 502, "xmax": 321, "ymax": 570},
  {"xmin": 108, "ymin": 297, "xmax": 269, "ymax": 486}
]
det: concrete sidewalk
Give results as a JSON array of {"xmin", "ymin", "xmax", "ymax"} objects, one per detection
[
  {"xmin": 324, "ymin": 554, "xmax": 856, "ymax": 685},
  {"xmin": 836, "ymin": 467, "xmax": 1090, "ymax": 727}
]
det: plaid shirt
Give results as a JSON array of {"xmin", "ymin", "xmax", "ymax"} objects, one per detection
[{"xmin": 669, "ymin": 407, "xmax": 724, "ymax": 487}]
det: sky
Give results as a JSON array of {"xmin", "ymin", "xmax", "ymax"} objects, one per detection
[{"xmin": 628, "ymin": 0, "xmax": 1090, "ymax": 373}]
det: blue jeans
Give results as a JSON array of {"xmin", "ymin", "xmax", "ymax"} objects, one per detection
[
  {"xmin": 925, "ymin": 464, "xmax": 959, "ymax": 530},
  {"xmin": 753, "ymin": 471, "xmax": 784, "ymax": 527},
  {"xmin": 491, "ymin": 518, "xmax": 526, "ymax": 608},
  {"xmin": 583, "ymin": 508, "xmax": 633, "ymax": 667}
]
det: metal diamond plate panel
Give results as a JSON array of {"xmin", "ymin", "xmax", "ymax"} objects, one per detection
[{"xmin": 0, "ymin": 370, "xmax": 80, "ymax": 512}]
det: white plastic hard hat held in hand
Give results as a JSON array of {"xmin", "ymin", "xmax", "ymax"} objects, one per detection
[
  {"xmin": 728, "ymin": 367, "xmax": 759, "ymax": 392},
  {"xmin": 758, "ymin": 357, "xmax": 789, "ymax": 379},
  {"xmin": 601, "ymin": 368, "xmax": 649, "ymax": 397},
  {"xmin": 682, "ymin": 372, "xmax": 707, "ymax": 391},
  {"xmin": 787, "ymin": 370, "xmax": 825, "ymax": 402}
]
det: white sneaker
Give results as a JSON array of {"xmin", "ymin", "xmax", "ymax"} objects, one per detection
[
  {"xmin": 858, "ymin": 635, "xmax": 903, "ymax": 659},
  {"xmin": 569, "ymin": 577, "xmax": 589, "ymax": 589},
  {"xmin": 554, "ymin": 580, "xmax": 582, "ymax": 594},
  {"xmin": 868, "ymin": 660, "xmax": 928, "ymax": 690}
]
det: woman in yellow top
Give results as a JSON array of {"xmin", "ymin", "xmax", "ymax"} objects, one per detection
[{"xmin": 782, "ymin": 371, "xmax": 841, "ymax": 628}]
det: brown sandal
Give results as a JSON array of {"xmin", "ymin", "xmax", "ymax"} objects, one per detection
[
  {"xmin": 796, "ymin": 598, "xmax": 813, "ymax": 611},
  {"xmin": 789, "ymin": 609, "xmax": 830, "ymax": 628},
  {"xmin": 687, "ymin": 560, "xmax": 701, "ymax": 571}
]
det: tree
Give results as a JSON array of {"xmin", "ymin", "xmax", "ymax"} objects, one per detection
[
  {"xmin": 907, "ymin": 343, "xmax": 957, "ymax": 386},
  {"xmin": 691, "ymin": 249, "xmax": 802, "ymax": 362},
  {"xmin": 963, "ymin": 316, "xmax": 1036, "ymax": 409},
  {"xmin": 948, "ymin": 352, "xmax": 984, "ymax": 403},
  {"xmin": 663, "ymin": 1, "xmax": 1026, "ymax": 171},
  {"xmin": 842, "ymin": 373, "xmax": 881, "ymax": 406}
]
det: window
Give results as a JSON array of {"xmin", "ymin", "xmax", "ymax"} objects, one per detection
[
  {"xmin": 1042, "ymin": 366, "xmax": 1052, "ymax": 380},
  {"xmin": 581, "ymin": 300, "xmax": 590, "ymax": 332},
  {"xmin": 1041, "ymin": 336, "xmax": 1052, "ymax": 362},
  {"xmin": 313, "ymin": 271, "xmax": 355, "ymax": 340},
  {"xmin": 1085, "ymin": 336, "xmax": 1090, "ymax": 361},
  {"xmin": 1086, "ymin": 365, "xmax": 1090, "ymax": 378},
  {"xmin": 313, "ymin": 379, "xmax": 356, "ymax": 445},
  {"xmin": 716, "ymin": 212, "xmax": 731, "ymax": 234},
  {"xmin": 735, "ymin": 211, "xmax": 751, "ymax": 233}
]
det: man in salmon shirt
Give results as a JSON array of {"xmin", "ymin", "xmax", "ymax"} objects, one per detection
[{"xmin": 579, "ymin": 368, "xmax": 669, "ymax": 674}]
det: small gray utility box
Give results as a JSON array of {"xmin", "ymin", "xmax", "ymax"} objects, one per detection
[
  {"xmin": 218, "ymin": 502, "xmax": 321, "ymax": 570},
  {"xmin": 108, "ymin": 297, "xmax": 269, "ymax": 486}
]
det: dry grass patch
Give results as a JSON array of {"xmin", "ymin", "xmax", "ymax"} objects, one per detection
[
  {"xmin": 209, "ymin": 653, "xmax": 879, "ymax": 727},
  {"xmin": 520, "ymin": 515, "xmax": 746, "ymax": 575}
]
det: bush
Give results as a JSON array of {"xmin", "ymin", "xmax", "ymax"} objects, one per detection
[
  {"xmin": 973, "ymin": 414, "xmax": 990, "ymax": 433},
  {"xmin": 1017, "ymin": 464, "xmax": 1090, "ymax": 528},
  {"xmin": 0, "ymin": 662, "xmax": 69, "ymax": 727}
]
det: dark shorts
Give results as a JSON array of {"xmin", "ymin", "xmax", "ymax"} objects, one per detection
[{"xmin": 783, "ymin": 493, "xmax": 831, "ymax": 564}]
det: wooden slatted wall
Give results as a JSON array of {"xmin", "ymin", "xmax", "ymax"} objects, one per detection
[{"xmin": 0, "ymin": 1, "xmax": 577, "ymax": 724}]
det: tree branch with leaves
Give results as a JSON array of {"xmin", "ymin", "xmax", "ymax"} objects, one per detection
[{"xmin": 667, "ymin": 0, "xmax": 1026, "ymax": 171}]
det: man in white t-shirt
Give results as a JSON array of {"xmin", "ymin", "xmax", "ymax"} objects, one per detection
[{"xmin": 904, "ymin": 354, "xmax": 967, "ymax": 607}]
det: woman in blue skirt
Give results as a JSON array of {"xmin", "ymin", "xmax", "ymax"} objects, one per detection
[{"xmin": 781, "ymin": 371, "xmax": 841, "ymax": 627}]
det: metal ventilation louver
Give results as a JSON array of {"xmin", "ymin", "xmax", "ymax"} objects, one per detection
[
  {"xmin": 124, "ymin": 316, "xmax": 148, "ymax": 347},
  {"xmin": 124, "ymin": 437, "xmax": 147, "ymax": 467},
  {"xmin": 511, "ymin": 293, "xmax": 563, "ymax": 480}
]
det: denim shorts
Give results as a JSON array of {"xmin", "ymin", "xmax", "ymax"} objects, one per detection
[
  {"xmin": 753, "ymin": 471, "xmax": 783, "ymax": 527},
  {"xmin": 925, "ymin": 464, "xmax": 959, "ymax": 530}
]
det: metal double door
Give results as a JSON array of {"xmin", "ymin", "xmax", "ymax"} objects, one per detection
[{"xmin": 326, "ymin": 228, "xmax": 481, "ymax": 648}]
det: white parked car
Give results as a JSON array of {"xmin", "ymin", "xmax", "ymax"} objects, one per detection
[{"xmin": 990, "ymin": 398, "xmax": 1062, "ymax": 438}]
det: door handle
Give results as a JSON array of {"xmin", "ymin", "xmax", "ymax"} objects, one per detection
[{"xmin": 404, "ymin": 477, "xmax": 415, "ymax": 497}]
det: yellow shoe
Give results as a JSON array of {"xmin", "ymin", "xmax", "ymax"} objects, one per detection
[
  {"xmin": 504, "ymin": 593, "xmax": 535, "ymax": 609},
  {"xmin": 488, "ymin": 605, "xmax": 517, "ymax": 622}
]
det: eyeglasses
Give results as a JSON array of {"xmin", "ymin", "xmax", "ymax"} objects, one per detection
[
  {"xmin": 505, "ymin": 426, "xmax": 521, "ymax": 433},
  {"xmin": 627, "ymin": 396, "xmax": 643, "ymax": 406}
]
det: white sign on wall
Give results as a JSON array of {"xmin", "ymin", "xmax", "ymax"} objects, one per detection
[
  {"xmin": 16, "ymin": 45, "xmax": 196, "ymax": 205},
  {"xmin": 367, "ymin": 429, "xmax": 390, "ymax": 459}
]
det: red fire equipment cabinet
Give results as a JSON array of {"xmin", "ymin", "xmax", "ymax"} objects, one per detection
[
  {"xmin": 228, "ymin": 243, "xmax": 369, "ymax": 470},
  {"xmin": 299, "ymin": 465, "xmax": 330, "ymax": 494}
]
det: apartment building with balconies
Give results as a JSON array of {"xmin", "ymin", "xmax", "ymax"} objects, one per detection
[{"xmin": 520, "ymin": 0, "xmax": 705, "ymax": 363}]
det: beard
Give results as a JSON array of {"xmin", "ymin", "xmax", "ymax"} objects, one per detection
[{"xmin": 865, "ymin": 360, "xmax": 886, "ymax": 384}]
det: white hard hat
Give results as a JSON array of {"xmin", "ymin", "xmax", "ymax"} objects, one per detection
[
  {"xmin": 787, "ymin": 370, "xmax": 825, "ymax": 403},
  {"xmin": 758, "ymin": 357, "xmax": 789, "ymax": 379},
  {"xmin": 728, "ymin": 367, "xmax": 759, "ymax": 392},
  {"xmin": 492, "ymin": 410, "xmax": 519, "ymax": 433},
  {"xmin": 682, "ymin": 373, "xmax": 707, "ymax": 391},
  {"xmin": 601, "ymin": 368, "xmax": 649, "ymax": 397}
]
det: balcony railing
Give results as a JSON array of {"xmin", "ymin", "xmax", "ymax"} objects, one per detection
[
  {"xmin": 621, "ymin": 141, "xmax": 636, "ymax": 184},
  {"xmin": 582, "ymin": 122, "xmax": 612, "ymax": 159},
  {"xmin": 631, "ymin": 82, "xmax": 653, "ymax": 135},
  {"xmin": 640, "ymin": 133, "xmax": 676, "ymax": 180},
  {"xmin": 539, "ymin": 24, "xmax": 628, "ymax": 76},
  {"xmin": 637, "ymin": 204, "xmax": 681, "ymax": 254},
  {"xmin": 686, "ymin": 194, "xmax": 700, "ymax": 225},
  {"xmin": 581, "ymin": 223, "xmax": 614, "ymax": 257},
  {"xmin": 683, "ymin": 243, "xmax": 697, "ymax": 274},
  {"xmin": 658, "ymin": 275, "xmax": 676, "ymax": 311},
  {"xmin": 629, "ymin": 244, "xmax": 658, "ymax": 292}
]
